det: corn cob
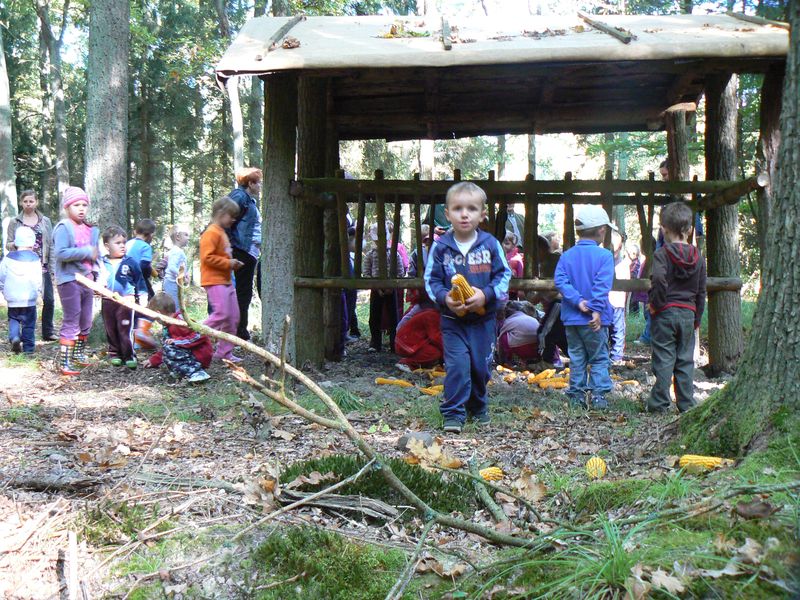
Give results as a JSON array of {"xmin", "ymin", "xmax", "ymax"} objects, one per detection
[
  {"xmin": 619, "ymin": 380, "xmax": 640, "ymax": 386},
  {"xmin": 503, "ymin": 374, "xmax": 517, "ymax": 383},
  {"xmin": 450, "ymin": 274, "xmax": 486, "ymax": 316},
  {"xmin": 419, "ymin": 386, "xmax": 442, "ymax": 396},
  {"xmin": 586, "ymin": 456, "xmax": 607, "ymax": 479},
  {"xmin": 539, "ymin": 380, "xmax": 568, "ymax": 389},
  {"xmin": 375, "ymin": 377, "xmax": 414, "ymax": 388},
  {"xmin": 678, "ymin": 454, "xmax": 724, "ymax": 471},
  {"xmin": 479, "ymin": 466, "xmax": 505, "ymax": 481},
  {"xmin": 531, "ymin": 369, "xmax": 556, "ymax": 382}
]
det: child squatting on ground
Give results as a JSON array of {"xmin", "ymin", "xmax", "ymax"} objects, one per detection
[
  {"xmin": 425, "ymin": 182, "xmax": 512, "ymax": 433},
  {"xmin": 200, "ymin": 196, "xmax": 243, "ymax": 363},
  {"xmin": 53, "ymin": 186, "xmax": 100, "ymax": 376},
  {"xmin": 554, "ymin": 205, "xmax": 616, "ymax": 410},
  {"xmin": 145, "ymin": 293, "xmax": 212, "ymax": 383},
  {"xmin": 0, "ymin": 227, "xmax": 42, "ymax": 354},
  {"xmin": 646, "ymin": 202, "xmax": 706, "ymax": 414},
  {"xmin": 100, "ymin": 226, "xmax": 145, "ymax": 369}
]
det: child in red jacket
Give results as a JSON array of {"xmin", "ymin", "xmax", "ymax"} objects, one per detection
[{"xmin": 145, "ymin": 293, "xmax": 212, "ymax": 383}]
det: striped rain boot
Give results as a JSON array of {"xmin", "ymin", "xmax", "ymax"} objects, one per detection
[
  {"xmin": 59, "ymin": 340, "xmax": 81, "ymax": 376},
  {"xmin": 72, "ymin": 335, "xmax": 91, "ymax": 367}
]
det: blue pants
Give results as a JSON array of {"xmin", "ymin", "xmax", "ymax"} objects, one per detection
[
  {"xmin": 565, "ymin": 325, "xmax": 613, "ymax": 401},
  {"xmin": 8, "ymin": 306, "xmax": 37, "ymax": 353},
  {"xmin": 440, "ymin": 316, "xmax": 495, "ymax": 423},
  {"xmin": 640, "ymin": 310, "xmax": 652, "ymax": 343},
  {"xmin": 610, "ymin": 307, "xmax": 626, "ymax": 361}
]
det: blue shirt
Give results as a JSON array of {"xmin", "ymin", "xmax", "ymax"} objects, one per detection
[
  {"xmin": 102, "ymin": 255, "xmax": 144, "ymax": 298},
  {"xmin": 554, "ymin": 239, "xmax": 614, "ymax": 326},
  {"xmin": 125, "ymin": 238, "xmax": 152, "ymax": 294}
]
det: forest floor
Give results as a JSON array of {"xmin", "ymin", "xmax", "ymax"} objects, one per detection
[{"xmin": 0, "ymin": 297, "xmax": 797, "ymax": 599}]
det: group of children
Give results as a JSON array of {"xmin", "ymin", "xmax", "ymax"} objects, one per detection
[
  {"xmin": 410, "ymin": 182, "xmax": 706, "ymax": 433},
  {"xmin": 0, "ymin": 187, "xmax": 245, "ymax": 384}
]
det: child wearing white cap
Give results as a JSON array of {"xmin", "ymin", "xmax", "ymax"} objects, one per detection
[
  {"xmin": 0, "ymin": 227, "xmax": 42, "ymax": 353},
  {"xmin": 554, "ymin": 205, "xmax": 616, "ymax": 410}
]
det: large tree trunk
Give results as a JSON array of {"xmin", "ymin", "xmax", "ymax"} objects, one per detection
[
  {"xmin": 215, "ymin": 0, "xmax": 244, "ymax": 175},
  {"xmin": 138, "ymin": 83, "xmax": 152, "ymax": 219},
  {"xmin": 38, "ymin": 25, "xmax": 57, "ymax": 213},
  {"xmin": 497, "ymin": 135, "xmax": 506, "ymax": 179},
  {"xmin": 85, "ymin": 0, "xmax": 129, "ymax": 228},
  {"xmin": 0, "ymin": 25, "xmax": 17, "ymax": 222},
  {"xmin": 36, "ymin": 0, "xmax": 70, "ymax": 197},
  {"xmin": 704, "ymin": 74, "xmax": 744, "ymax": 375},
  {"xmin": 681, "ymin": 6, "xmax": 800, "ymax": 455},
  {"xmin": 246, "ymin": 1, "xmax": 266, "ymax": 168},
  {"xmin": 527, "ymin": 134, "xmax": 536, "ymax": 178}
]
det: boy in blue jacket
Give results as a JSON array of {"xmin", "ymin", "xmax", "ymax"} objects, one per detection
[
  {"xmin": 101, "ymin": 226, "xmax": 145, "ymax": 368},
  {"xmin": 554, "ymin": 205, "xmax": 616, "ymax": 410},
  {"xmin": 424, "ymin": 182, "xmax": 511, "ymax": 433}
]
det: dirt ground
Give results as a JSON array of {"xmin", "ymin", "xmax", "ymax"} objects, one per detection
[{"xmin": 0, "ymin": 313, "xmax": 730, "ymax": 599}]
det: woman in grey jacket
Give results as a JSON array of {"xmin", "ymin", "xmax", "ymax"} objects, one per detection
[{"xmin": 5, "ymin": 190, "xmax": 57, "ymax": 340}]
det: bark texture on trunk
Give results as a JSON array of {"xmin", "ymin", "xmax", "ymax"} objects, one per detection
[
  {"xmin": 704, "ymin": 74, "xmax": 744, "ymax": 375},
  {"xmin": 0, "ymin": 26, "xmax": 16, "ymax": 221},
  {"xmin": 214, "ymin": 0, "xmax": 244, "ymax": 175},
  {"xmin": 682, "ymin": 5, "xmax": 800, "ymax": 455},
  {"xmin": 85, "ymin": 0, "xmax": 129, "ymax": 229},
  {"xmin": 38, "ymin": 25, "xmax": 56, "ymax": 213},
  {"xmin": 261, "ymin": 74, "xmax": 297, "ymax": 357},
  {"xmin": 294, "ymin": 76, "xmax": 326, "ymax": 366}
]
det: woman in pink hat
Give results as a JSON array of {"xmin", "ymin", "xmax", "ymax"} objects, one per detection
[{"xmin": 52, "ymin": 186, "xmax": 100, "ymax": 375}]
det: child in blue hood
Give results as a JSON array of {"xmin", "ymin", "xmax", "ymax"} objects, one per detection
[{"xmin": 424, "ymin": 182, "xmax": 511, "ymax": 433}]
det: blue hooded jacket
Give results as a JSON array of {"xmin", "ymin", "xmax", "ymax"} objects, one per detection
[
  {"xmin": 229, "ymin": 186, "xmax": 259, "ymax": 252},
  {"xmin": 102, "ymin": 255, "xmax": 145, "ymax": 299},
  {"xmin": 424, "ymin": 230, "xmax": 511, "ymax": 322},
  {"xmin": 554, "ymin": 240, "xmax": 614, "ymax": 326}
]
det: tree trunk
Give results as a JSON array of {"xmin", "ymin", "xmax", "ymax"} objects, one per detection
[
  {"xmin": 139, "ymin": 83, "xmax": 151, "ymax": 219},
  {"xmin": 36, "ymin": 0, "xmax": 70, "ymax": 197},
  {"xmin": 497, "ymin": 135, "xmax": 506, "ymax": 179},
  {"xmin": 215, "ymin": 0, "xmax": 244, "ymax": 175},
  {"xmin": 615, "ymin": 133, "xmax": 629, "ymax": 236},
  {"xmin": 704, "ymin": 74, "xmax": 744, "ymax": 375},
  {"xmin": 85, "ymin": 0, "xmax": 129, "ymax": 229},
  {"xmin": 294, "ymin": 76, "xmax": 327, "ymax": 366},
  {"xmin": 38, "ymin": 24, "xmax": 57, "ymax": 213},
  {"xmin": 419, "ymin": 139, "xmax": 434, "ymax": 179},
  {"xmin": 0, "ymin": 25, "xmax": 17, "ymax": 221},
  {"xmin": 681, "ymin": 2, "xmax": 799, "ymax": 455},
  {"xmin": 246, "ymin": 2, "xmax": 266, "ymax": 168},
  {"xmin": 261, "ymin": 73, "xmax": 298, "ymax": 356},
  {"xmin": 755, "ymin": 65, "xmax": 784, "ymax": 272},
  {"xmin": 527, "ymin": 134, "xmax": 536, "ymax": 179}
]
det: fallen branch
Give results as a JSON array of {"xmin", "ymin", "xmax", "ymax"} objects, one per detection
[
  {"xmin": 469, "ymin": 458, "xmax": 508, "ymax": 523},
  {"xmin": 279, "ymin": 488, "xmax": 398, "ymax": 520},
  {"xmin": 77, "ymin": 274, "xmax": 541, "ymax": 549},
  {"xmin": 384, "ymin": 521, "xmax": 436, "ymax": 600},
  {"xmin": 4, "ymin": 473, "xmax": 103, "ymax": 493}
]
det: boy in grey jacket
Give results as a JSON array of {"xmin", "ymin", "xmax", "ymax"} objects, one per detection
[{"xmin": 0, "ymin": 227, "xmax": 42, "ymax": 353}]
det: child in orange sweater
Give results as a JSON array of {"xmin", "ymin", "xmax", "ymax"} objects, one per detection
[{"xmin": 200, "ymin": 197, "xmax": 243, "ymax": 361}]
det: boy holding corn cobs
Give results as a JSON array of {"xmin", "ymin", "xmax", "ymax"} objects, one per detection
[
  {"xmin": 424, "ymin": 182, "xmax": 512, "ymax": 433},
  {"xmin": 554, "ymin": 205, "xmax": 616, "ymax": 410}
]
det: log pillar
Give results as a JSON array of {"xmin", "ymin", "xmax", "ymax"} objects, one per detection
[
  {"xmin": 322, "ymin": 81, "xmax": 343, "ymax": 361},
  {"xmin": 705, "ymin": 73, "xmax": 744, "ymax": 374},
  {"xmin": 665, "ymin": 105, "xmax": 691, "ymax": 192},
  {"xmin": 261, "ymin": 73, "xmax": 298, "ymax": 358},
  {"xmin": 295, "ymin": 76, "xmax": 327, "ymax": 366}
]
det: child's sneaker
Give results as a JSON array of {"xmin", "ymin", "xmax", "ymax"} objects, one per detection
[
  {"xmin": 472, "ymin": 414, "xmax": 491, "ymax": 427},
  {"xmin": 188, "ymin": 370, "xmax": 210, "ymax": 383},
  {"xmin": 11, "ymin": 337, "xmax": 22, "ymax": 354},
  {"xmin": 591, "ymin": 396, "xmax": 609, "ymax": 410},
  {"xmin": 443, "ymin": 420, "xmax": 463, "ymax": 433},
  {"xmin": 568, "ymin": 394, "xmax": 588, "ymax": 409},
  {"xmin": 109, "ymin": 357, "xmax": 123, "ymax": 367},
  {"xmin": 125, "ymin": 359, "xmax": 138, "ymax": 369}
]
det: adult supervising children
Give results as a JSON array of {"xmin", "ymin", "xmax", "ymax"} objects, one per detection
[
  {"xmin": 228, "ymin": 167, "xmax": 262, "ymax": 340},
  {"xmin": 554, "ymin": 205, "xmax": 616, "ymax": 410},
  {"xmin": 424, "ymin": 182, "xmax": 511, "ymax": 434}
]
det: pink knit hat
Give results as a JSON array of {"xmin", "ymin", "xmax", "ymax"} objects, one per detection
[{"xmin": 62, "ymin": 186, "xmax": 90, "ymax": 209}]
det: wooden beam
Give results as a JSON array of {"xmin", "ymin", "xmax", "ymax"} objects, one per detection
[
  {"xmin": 294, "ymin": 276, "xmax": 743, "ymax": 293},
  {"xmin": 563, "ymin": 172, "xmax": 575, "ymax": 250},
  {"xmin": 256, "ymin": 15, "xmax": 306, "ymax": 60},
  {"xmin": 725, "ymin": 11, "xmax": 789, "ymax": 30},
  {"xmin": 577, "ymin": 11, "xmax": 637, "ymax": 44}
]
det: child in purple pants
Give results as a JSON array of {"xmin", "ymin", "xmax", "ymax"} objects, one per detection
[{"xmin": 52, "ymin": 187, "xmax": 100, "ymax": 375}]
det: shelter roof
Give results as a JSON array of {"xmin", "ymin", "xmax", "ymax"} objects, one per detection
[{"xmin": 215, "ymin": 14, "xmax": 788, "ymax": 140}]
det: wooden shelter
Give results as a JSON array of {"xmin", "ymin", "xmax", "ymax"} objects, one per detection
[{"xmin": 215, "ymin": 13, "xmax": 788, "ymax": 367}]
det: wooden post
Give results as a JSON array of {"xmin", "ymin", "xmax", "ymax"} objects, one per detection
[
  {"xmin": 354, "ymin": 194, "xmax": 365, "ymax": 279},
  {"xmin": 390, "ymin": 196, "xmax": 401, "ymax": 277},
  {"xmin": 294, "ymin": 75, "xmax": 327, "ymax": 366},
  {"xmin": 523, "ymin": 174, "xmax": 538, "ymax": 278},
  {"xmin": 665, "ymin": 104, "xmax": 691, "ymax": 199},
  {"xmin": 603, "ymin": 169, "xmax": 614, "ymax": 249},
  {"xmin": 705, "ymin": 73, "xmax": 744, "ymax": 374},
  {"xmin": 374, "ymin": 169, "xmax": 387, "ymax": 279},
  {"xmin": 261, "ymin": 73, "xmax": 298, "ymax": 357},
  {"xmin": 335, "ymin": 172, "xmax": 350, "ymax": 283},
  {"xmin": 563, "ymin": 172, "xmax": 575, "ymax": 250},
  {"xmin": 413, "ymin": 174, "xmax": 423, "ymax": 277}
]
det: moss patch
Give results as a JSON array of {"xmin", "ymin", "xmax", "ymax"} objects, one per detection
[
  {"xmin": 280, "ymin": 454, "xmax": 476, "ymax": 516},
  {"xmin": 573, "ymin": 479, "xmax": 652, "ymax": 514}
]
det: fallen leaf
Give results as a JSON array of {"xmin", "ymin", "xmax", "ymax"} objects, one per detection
[
  {"xmin": 735, "ymin": 500, "xmax": 779, "ymax": 520},
  {"xmin": 405, "ymin": 438, "xmax": 463, "ymax": 471},
  {"xmin": 650, "ymin": 569, "xmax": 685, "ymax": 594},
  {"xmin": 713, "ymin": 532, "xmax": 737, "ymax": 554},
  {"xmin": 700, "ymin": 561, "xmax": 743, "ymax": 579},
  {"xmin": 271, "ymin": 429, "xmax": 296, "ymax": 442},
  {"xmin": 735, "ymin": 538, "xmax": 764, "ymax": 565},
  {"xmin": 625, "ymin": 577, "xmax": 651, "ymax": 600},
  {"xmin": 285, "ymin": 471, "xmax": 336, "ymax": 490},
  {"xmin": 416, "ymin": 556, "xmax": 467, "ymax": 578},
  {"xmin": 511, "ymin": 468, "xmax": 547, "ymax": 503}
]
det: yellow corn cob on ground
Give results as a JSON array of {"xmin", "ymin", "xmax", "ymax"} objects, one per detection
[
  {"xmin": 374, "ymin": 378, "xmax": 414, "ymax": 388},
  {"xmin": 539, "ymin": 380, "xmax": 568, "ymax": 389},
  {"xmin": 531, "ymin": 369, "xmax": 556, "ymax": 382},
  {"xmin": 479, "ymin": 466, "xmax": 505, "ymax": 481},
  {"xmin": 678, "ymin": 454, "xmax": 724, "ymax": 471},
  {"xmin": 586, "ymin": 456, "xmax": 607, "ymax": 479},
  {"xmin": 619, "ymin": 380, "xmax": 640, "ymax": 386}
]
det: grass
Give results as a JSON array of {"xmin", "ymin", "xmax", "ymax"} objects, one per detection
[
  {"xmin": 280, "ymin": 454, "xmax": 476, "ymax": 516},
  {"xmin": 0, "ymin": 404, "xmax": 43, "ymax": 426},
  {"xmin": 253, "ymin": 526, "xmax": 426, "ymax": 600},
  {"xmin": 80, "ymin": 501, "xmax": 175, "ymax": 547},
  {"xmin": 128, "ymin": 388, "xmax": 240, "ymax": 422}
]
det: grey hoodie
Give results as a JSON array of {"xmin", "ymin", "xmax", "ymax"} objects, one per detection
[{"xmin": 52, "ymin": 219, "xmax": 100, "ymax": 285}]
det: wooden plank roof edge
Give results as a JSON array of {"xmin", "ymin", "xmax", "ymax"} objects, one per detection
[
  {"xmin": 577, "ymin": 11, "xmax": 636, "ymax": 44},
  {"xmin": 725, "ymin": 11, "xmax": 790, "ymax": 30}
]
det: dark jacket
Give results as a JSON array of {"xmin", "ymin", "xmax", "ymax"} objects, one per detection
[
  {"xmin": 101, "ymin": 255, "xmax": 144, "ymax": 299},
  {"xmin": 648, "ymin": 242, "xmax": 707, "ymax": 327},
  {"xmin": 229, "ymin": 186, "xmax": 259, "ymax": 252},
  {"xmin": 424, "ymin": 229, "xmax": 511, "ymax": 322}
]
